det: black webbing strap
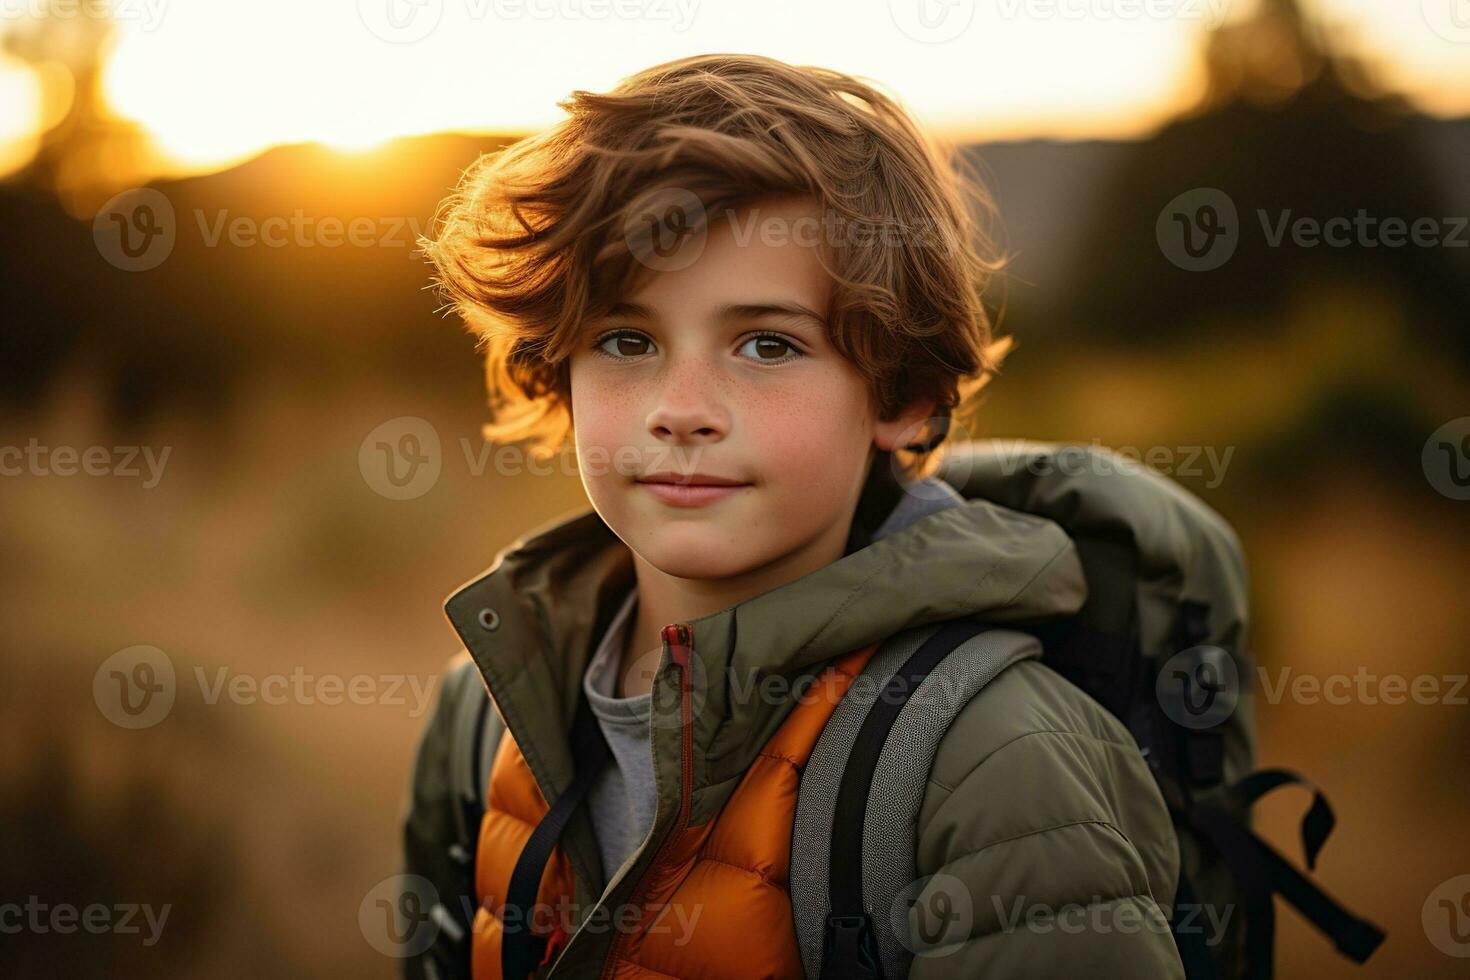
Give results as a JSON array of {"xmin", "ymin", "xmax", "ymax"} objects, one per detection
[
  {"xmin": 502, "ymin": 693, "xmax": 611, "ymax": 980},
  {"xmin": 1170, "ymin": 871, "xmax": 1221, "ymax": 980},
  {"xmin": 1254, "ymin": 822, "xmax": 1384, "ymax": 963},
  {"xmin": 1032, "ymin": 535, "xmax": 1138, "ymax": 681},
  {"xmin": 1226, "ymin": 769, "xmax": 1334, "ymax": 870},
  {"xmin": 1190, "ymin": 802, "xmax": 1279, "ymax": 977},
  {"xmin": 1030, "ymin": 535, "xmax": 1141, "ymax": 723},
  {"xmin": 821, "ymin": 618, "xmax": 990, "ymax": 980},
  {"xmin": 1188, "ymin": 769, "xmax": 1385, "ymax": 979}
]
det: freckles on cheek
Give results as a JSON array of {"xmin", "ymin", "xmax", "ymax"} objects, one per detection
[
  {"xmin": 752, "ymin": 376, "xmax": 869, "ymax": 491},
  {"xmin": 572, "ymin": 373, "xmax": 636, "ymax": 453}
]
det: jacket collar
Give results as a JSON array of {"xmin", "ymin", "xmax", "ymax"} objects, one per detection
[
  {"xmin": 581, "ymin": 477, "xmax": 972, "ymax": 709},
  {"xmin": 443, "ymin": 475, "xmax": 1087, "ymax": 821}
]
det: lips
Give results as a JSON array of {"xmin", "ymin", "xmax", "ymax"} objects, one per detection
[
  {"xmin": 636, "ymin": 472, "xmax": 748, "ymax": 487},
  {"xmin": 635, "ymin": 473, "xmax": 751, "ymax": 507}
]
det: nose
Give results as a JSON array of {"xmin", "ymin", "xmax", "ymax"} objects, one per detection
[{"xmin": 645, "ymin": 354, "xmax": 729, "ymax": 445}]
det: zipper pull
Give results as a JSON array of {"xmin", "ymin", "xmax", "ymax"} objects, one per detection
[
  {"xmin": 660, "ymin": 623, "xmax": 692, "ymax": 669},
  {"xmin": 536, "ymin": 922, "xmax": 568, "ymax": 971}
]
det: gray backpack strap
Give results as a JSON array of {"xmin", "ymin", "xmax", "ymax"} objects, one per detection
[
  {"xmin": 448, "ymin": 656, "xmax": 505, "ymax": 846},
  {"xmin": 790, "ymin": 623, "xmax": 1042, "ymax": 980},
  {"xmin": 425, "ymin": 657, "xmax": 506, "ymax": 978}
]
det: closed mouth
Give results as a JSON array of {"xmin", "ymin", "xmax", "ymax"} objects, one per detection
[{"xmin": 636, "ymin": 474, "xmax": 751, "ymax": 487}]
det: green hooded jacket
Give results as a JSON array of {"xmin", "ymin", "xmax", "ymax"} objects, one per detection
[{"xmin": 404, "ymin": 485, "xmax": 1186, "ymax": 978}]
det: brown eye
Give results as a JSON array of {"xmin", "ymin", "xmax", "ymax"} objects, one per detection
[
  {"xmin": 738, "ymin": 334, "xmax": 801, "ymax": 363},
  {"xmin": 596, "ymin": 331, "xmax": 653, "ymax": 358}
]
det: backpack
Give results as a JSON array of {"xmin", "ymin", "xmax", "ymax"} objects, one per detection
[{"xmin": 788, "ymin": 440, "xmax": 1385, "ymax": 980}]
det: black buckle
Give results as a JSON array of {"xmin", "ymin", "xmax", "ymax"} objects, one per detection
[{"xmin": 820, "ymin": 912, "xmax": 884, "ymax": 980}]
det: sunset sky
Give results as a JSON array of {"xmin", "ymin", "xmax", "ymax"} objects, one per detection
[{"xmin": 1, "ymin": 0, "xmax": 1468, "ymax": 178}]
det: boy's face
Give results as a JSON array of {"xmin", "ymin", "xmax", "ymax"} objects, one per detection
[{"xmin": 569, "ymin": 195, "xmax": 931, "ymax": 586}]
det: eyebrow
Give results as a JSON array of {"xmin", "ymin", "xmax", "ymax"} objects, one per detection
[{"xmin": 601, "ymin": 301, "xmax": 827, "ymax": 329}]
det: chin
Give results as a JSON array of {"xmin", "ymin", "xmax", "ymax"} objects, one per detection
[{"xmin": 633, "ymin": 521, "xmax": 769, "ymax": 580}]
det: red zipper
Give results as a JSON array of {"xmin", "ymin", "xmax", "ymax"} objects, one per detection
[
  {"xmin": 597, "ymin": 622, "xmax": 695, "ymax": 980},
  {"xmin": 537, "ymin": 922, "xmax": 568, "ymax": 971}
]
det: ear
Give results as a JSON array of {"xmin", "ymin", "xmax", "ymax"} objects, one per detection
[{"xmin": 872, "ymin": 398, "xmax": 939, "ymax": 453}]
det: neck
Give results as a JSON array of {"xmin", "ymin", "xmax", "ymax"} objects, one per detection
[{"xmin": 613, "ymin": 502, "xmax": 859, "ymax": 698}]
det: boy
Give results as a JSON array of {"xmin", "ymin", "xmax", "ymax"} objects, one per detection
[{"xmin": 404, "ymin": 54, "xmax": 1184, "ymax": 978}]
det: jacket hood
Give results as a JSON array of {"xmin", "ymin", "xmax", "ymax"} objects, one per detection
[{"xmin": 443, "ymin": 475, "xmax": 1086, "ymax": 832}]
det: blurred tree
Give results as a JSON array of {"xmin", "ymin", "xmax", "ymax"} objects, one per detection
[
  {"xmin": 1065, "ymin": 0, "xmax": 1470, "ymax": 369},
  {"xmin": 3, "ymin": 2, "xmax": 152, "ymax": 206}
]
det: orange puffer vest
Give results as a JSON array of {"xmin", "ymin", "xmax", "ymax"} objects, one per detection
[{"xmin": 470, "ymin": 641, "xmax": 879, "ymax": 979}]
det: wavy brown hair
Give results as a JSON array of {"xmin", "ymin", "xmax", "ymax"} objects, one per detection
[{"xmin": 420, "ymin": 53, "xmax": 1012, "ymax": 479}]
